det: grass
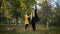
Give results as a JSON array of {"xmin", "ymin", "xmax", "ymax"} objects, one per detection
[
  {"xmin": 0, "ymin": 30, "xmax": 40, "ymax": 34},
  {"xmin": 0, "ymin": 24, "xmax": 60, "ymax": 34},
  {"xmin": 0, "ymin": 29, "xmax": 60, "ymax": 34}
]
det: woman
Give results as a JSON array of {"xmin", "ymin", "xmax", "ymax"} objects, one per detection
[
  {"xmin": 30, "ymin": 10, "xmax": 36, "ymax": 31},
  {"xmin": 30, "ymin": 8, "xmax": 40, "ymax": 31}
]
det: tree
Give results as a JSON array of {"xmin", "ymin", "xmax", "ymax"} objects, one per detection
[
  {"xmin": 0, "ymin": 0, "xmax": 35, "ymax": 24},
  {"xmin": 41, "ymin": 1, "xmax": 51, "ymax": 28},
  {"xmin": 7, "ymin": 0, "xmax": 22, "ymax": 24},
  {"xmin": 0, "ymin": 0, "xmax": 3, "ymax": 8}
]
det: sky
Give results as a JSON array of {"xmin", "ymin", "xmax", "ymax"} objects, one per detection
[
  {"xmin": 47, "ymin": 0, "xmax": 60, "ymax": 9},
  {"xmin": 32, "ymin": 0, "xmax": 41, "ymax": 10},
  {"xmin": 38, "ymin": 0, "xmax": 60, "ymax": 9},
  {"xmin": 33, "ymin": 0, "xmax": 60, "ymax": 10}
]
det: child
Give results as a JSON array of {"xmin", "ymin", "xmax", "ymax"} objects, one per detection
[{"xmin": 24, "ymin": 14, "xmax": 29, "ymax": 30}]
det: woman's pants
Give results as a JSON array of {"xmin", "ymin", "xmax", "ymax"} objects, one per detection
[{"xmin": 31, "ymin": 23, "xmax": 36, "ymax": 31}]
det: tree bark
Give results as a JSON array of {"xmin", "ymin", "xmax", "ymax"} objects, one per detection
[{"xmin": 16, "ymin": 17, "xmax": 18, "ymax": 24}]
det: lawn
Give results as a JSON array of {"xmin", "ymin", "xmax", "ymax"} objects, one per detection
[{"xmin": 0, "ymin": 24, "xmax": 60, "ymax": 34}]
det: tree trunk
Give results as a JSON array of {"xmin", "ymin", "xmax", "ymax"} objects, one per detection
[
  {"xmin": 47, "ymin": 21, "xmax": 49, "ymax": 28},
  {"xmin": 16, "ymin": 17, "xmax": 18, "ymax": 26},
  {"xmin": 47, "ymin": 19, "xmax": 49, "ymax": 28}
]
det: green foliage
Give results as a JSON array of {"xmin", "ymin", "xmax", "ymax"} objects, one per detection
[
  {"xmin": 1, "ymin": 0, "xmax": 35, "ymax": 18},
  {"xmin": 7, "ymin": 0, "xmax": 35, "ymax": 18},
  {"xmin": 41, "ymin": 1, "xmax": 60, "ymax": 26},
  {"xmin": 0, "ymin": 0, "xmax": 35, "ymax": 23},
  {"xmin": 0, "ymin": 10, "xmax": 4, "ymax": 16},
  {"xmin": 40, "ymin": 1, "xmax": 51, "ymax": 24},
  {"xmin": 51, "ymin": 9, "xmax": 60, "ymax": 26}
]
